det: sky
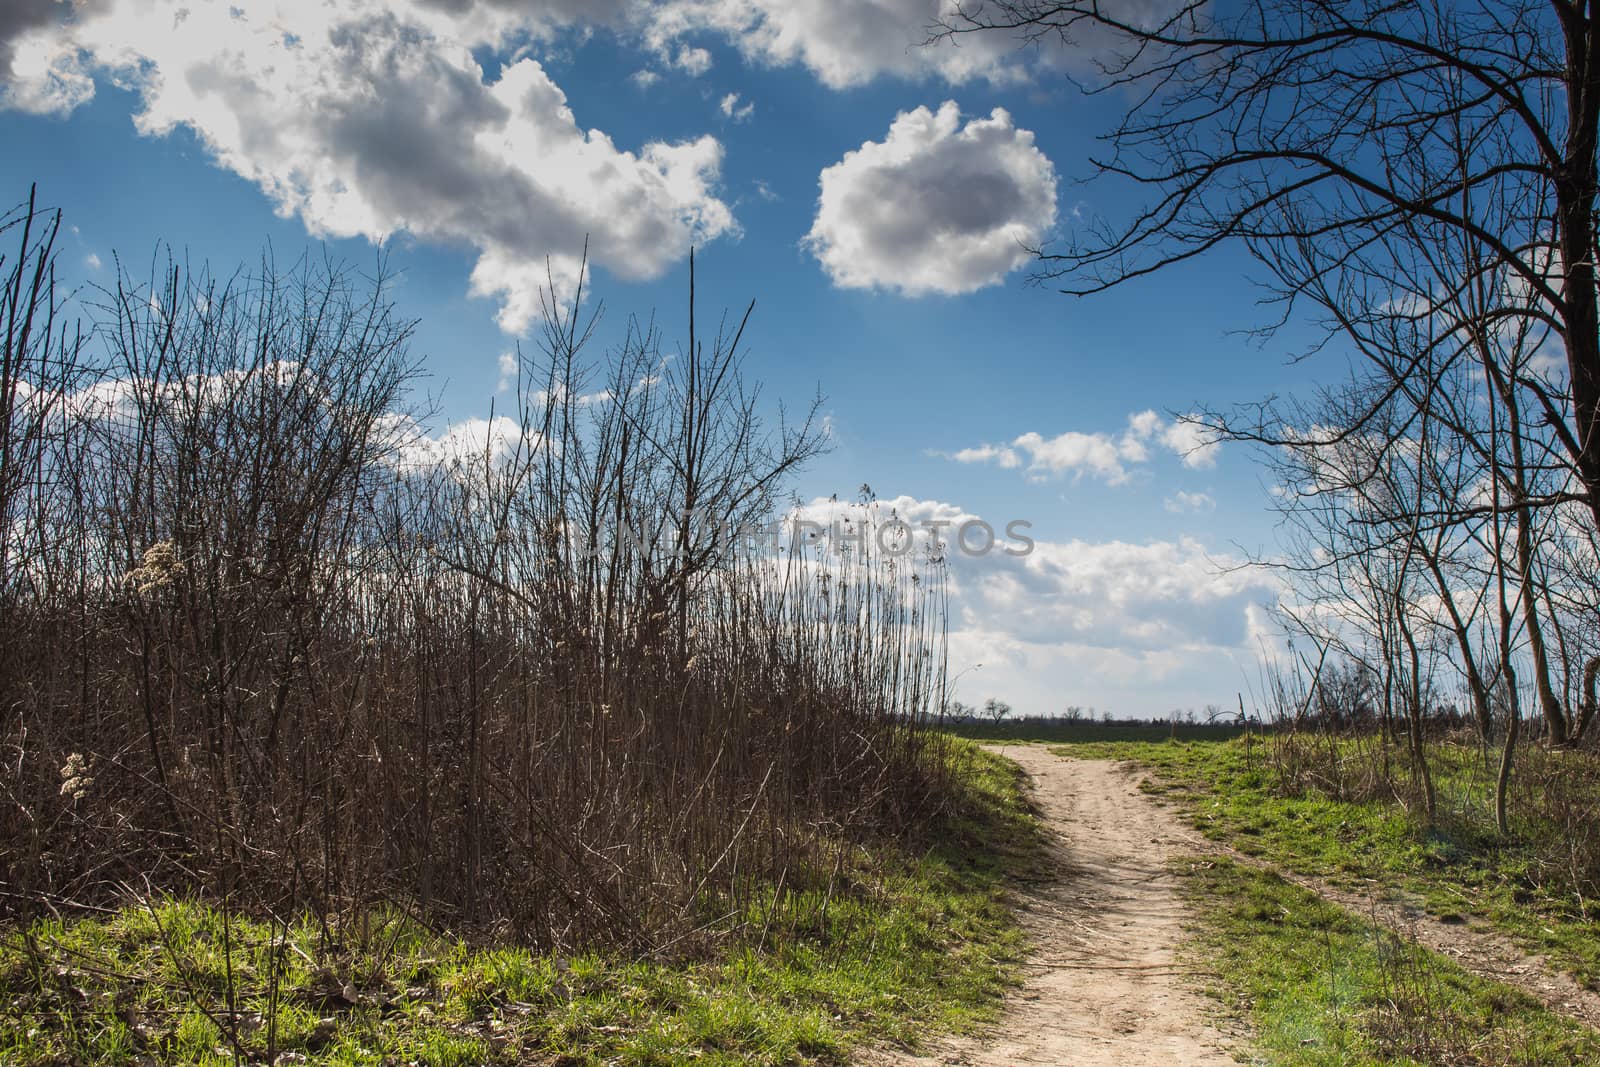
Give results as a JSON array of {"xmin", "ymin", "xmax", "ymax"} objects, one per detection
[{"xmin": 0, "ymin": 0, "xmax": 1328, "ymax": 719}]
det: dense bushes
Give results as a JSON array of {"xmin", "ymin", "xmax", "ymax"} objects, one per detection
[{"xmin": 0, "ymin": 190, "xmax": 954, "ymax": 950}]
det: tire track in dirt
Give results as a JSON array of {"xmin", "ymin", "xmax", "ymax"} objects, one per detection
[{"xmin": 1114, "ymin": 758, "xmax": 1600, "ymax": 1032}]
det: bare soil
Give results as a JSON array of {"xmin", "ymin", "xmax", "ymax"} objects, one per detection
[
  {"xmin": 867, "ymin": 746, "xmax": 1240, "ymax": 1066},
  {"xmin": 870, "ymin": 744, "xmax": 1600, "ymax": 1065}
]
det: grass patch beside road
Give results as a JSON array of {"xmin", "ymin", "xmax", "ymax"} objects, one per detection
[
  {"xmin": 1179, "ymin": 855, "xmax": 1600, "ymax": 1066},
  {"xmin": 1048, "ymin": 735, "xmax": 1600, "ymax": 988},
  {"xmin": 1, "ymin": 742, "xmax": 1041, "ymax": 1067}
]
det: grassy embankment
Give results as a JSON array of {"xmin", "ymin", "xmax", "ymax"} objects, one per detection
[
  {"xmin": 1, "ymin": 742, "xmax": 1043, "ymax": 1067},
  {"xmin": 1030, "ymin": 728, "xmax": 1600, "ymax": 1064}
]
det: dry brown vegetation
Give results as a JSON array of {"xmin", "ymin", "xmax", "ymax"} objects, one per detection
[{"xmin": 0, "ymin": 185, "xmax": 957, "ymax": 953}]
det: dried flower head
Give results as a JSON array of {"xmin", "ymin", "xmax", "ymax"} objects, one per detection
[
  {"xmin": 124, "ymin": 541, "xmax": 185, "ymax": 595},
  {"xmin": 59, "ymin": 753, "xmax": 94, "ymax": 802}
]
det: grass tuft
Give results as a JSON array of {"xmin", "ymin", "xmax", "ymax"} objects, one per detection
[{"xmin": 1179, "ymin": 856, "xmax": 1600, "ymax": 1066}]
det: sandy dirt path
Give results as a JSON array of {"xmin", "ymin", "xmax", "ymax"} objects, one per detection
[{"xmin": 868, "ymin": 746, "xmax": 1239, "ymax": 1066}]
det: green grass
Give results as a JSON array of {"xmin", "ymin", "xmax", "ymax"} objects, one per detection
[
  {"xmin": 1179, "ymin": 856, "xmax": 1600, "ymax": 1065},
  {"xmin": 1, "ymin": 742, "xmax": 1044, "ymax": 1066},
  {"xmin": 1048, "ymin": 734, "xmax": 1600, "ymax": 988}
]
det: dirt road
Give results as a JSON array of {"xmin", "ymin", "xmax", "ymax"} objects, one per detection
[{"xmin": 871, "ymin": 745, "xmax": 1237, "ymax": 1066}]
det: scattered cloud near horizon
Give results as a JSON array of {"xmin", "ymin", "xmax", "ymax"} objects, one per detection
[
  {"xmin": 796, "ymin": 494, "xmax": 1279, "ymax": 715},
  {"xmin": 942, "ymin": 410, "xmax": 1220, "ymax": 485}
]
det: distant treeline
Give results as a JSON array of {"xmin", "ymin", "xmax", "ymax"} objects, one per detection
[{"xmin": 945, "ymin": 715, "xmax": 1256, "ymax": 744}]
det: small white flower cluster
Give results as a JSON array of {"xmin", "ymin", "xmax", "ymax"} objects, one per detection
[
  {"xmin": 60, "ymin": 752, "xmax": 94, "ymax": 801},
  {"xmin": 124, "ymin": 541, "xmax": 186, "ymax": 594}
]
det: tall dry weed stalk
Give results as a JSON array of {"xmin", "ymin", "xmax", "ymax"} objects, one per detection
[{"xmin": 0, "ymin": 190, "xmax": 956, "ymax": 951}]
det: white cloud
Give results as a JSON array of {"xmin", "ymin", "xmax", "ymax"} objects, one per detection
[
  {"xmin": 948, "ymin": 443, "xmax": 1020, "ymax": 469},
  {"xmin": 421, "ymin": 0, "xmax": 636, "ymax": 37},
  {"xmin": 1159, "ymin": 416, "xmax": 1222, "ymax": 469},
  {"xmin": 960, "ymin": 534, "xmax": 1276, "ymax": 652},
  {"xmin": 805, "ymin": 102, "xmax": 1056, "ymax": 295},
  {"xmin": 6, "ymin": 0, "xmax": 737, "ymax": 335},
  {"xmin": 1012, "ymin": 430, "xmax": 1140, "ymax": 484},
  {"xmin": 718, "ymin": 90, "xmax": 753, "ymax": 122},
  {"xmin": 628, "ymin": 68, "xmax": 661, "ymax": 88},
  {"xmin": 794, "ymin": 493, "xmax": 1280, "ymax": 715},
  {"xmin": 645, "ymin": 0, "xmax": 1035, "ymax": 89},
  {"xmin": 532, "ymin": 382, "xmax": 612, "ymax": 408},
  {"xmin": 672, "ymin": 43, "xmax": 712, "ymax": 75},
  {"xmin": 1164, "ymin": 490, "xmax": 1216, "ymax": 513},
  {"xmin": 496, "ymin": 351, "xmax": 517, "ymax": 393},
  {"xmin": 384, "ymin": 412, "xmax": 544, "ymax": 472},
  {"xmin": 2, "ymin": 0, "xmax": 1178, "ymax": 118},
  {"xmin": 948, "ymin": 410, "xmax": 1223, "ymax": 484},
  {"xmin": 645, "ymin": 0, "xmax": 1192, "ymax": 90},
  {"xmin": 1126, "ymin": 409, "xmax": 1163, "ymax": 439},
  {"xmin": 84, "ymin": 252, "xmax": 103, "ymax": 271},
  {"xmin": 1, "ymin": 13, "xmax": 94, "ymax": 115},
  {"xmin": 0, "ymin": 0, "xmax": 59, "ymax": 77}
]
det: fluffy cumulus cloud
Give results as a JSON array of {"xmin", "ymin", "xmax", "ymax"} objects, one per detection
[
  {"xmin": 1158, "ymin": 417, "xmax": 1221, "ymax": 469},
  {"xmin": 644, "ymin": 0, "xmax": 1032, "ymax": 89},
  {"xmin": 805, "ymin": 102, "xmax": 1057, "ymax": 295},
  {"xmin": 946, "ymin": 410, "xmax": 1220, "ymax": 484},
  {"xmin": 495, "ymin": 352, "xmax": 518, "ymax": 393},
  {"xmin": 949, "ymin": 443, "xmax": 1021, "ymax": 469},
  {"xmin": 794, "ymin": 494, "xmax": 1280, "ymax": 714},
  {"xmin": 794, "ymin": 494, "xmax": 1275, "ymax": 652},
  {"xmin": 672, "ymin": 43, "xmax": 714, "ymax": 75},
  {"xmin": 410, "ymin": 0, "xmax": 635, "ymax": 39},
  {"xmin": 2, "ymin": 0, "xmax": 736, "ymax": 334},
  {"xmin": 647, "ymin": 0, "xmax": 1196, "ymax": 89},
  {"xmin": 0, "ymin": 0, "xmax": 64, "ymax": 82},
  {"xmin": 962, "ymin": 535, "xmax": 1275, "ymax": 652}
]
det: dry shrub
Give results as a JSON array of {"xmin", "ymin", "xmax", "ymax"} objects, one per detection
[
  {"xmin": 1503, "ymin": 747, "xmax": 1600, "ymax": 917},
  {"xmin": 0, "ymin": 191, "xmax": 956, "ymax": 952}
]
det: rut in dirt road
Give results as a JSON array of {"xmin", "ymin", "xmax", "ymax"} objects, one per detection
[{"xmin": 869, "ymin": 745, "xmax": 1237, "ymax": 1067}]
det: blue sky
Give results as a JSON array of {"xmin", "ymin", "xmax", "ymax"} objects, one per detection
[{"xmin": 1, "ymin": 0, "xmax": 1327, "ymax": 718}]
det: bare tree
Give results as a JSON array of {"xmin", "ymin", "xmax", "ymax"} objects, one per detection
[{"xmin": 947, "ymin": 0, "xmax": 1600, "ymax": 534}]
